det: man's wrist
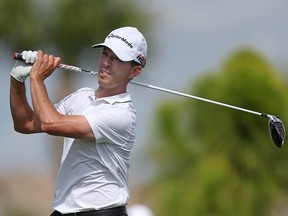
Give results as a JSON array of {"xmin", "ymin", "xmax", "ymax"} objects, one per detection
[
  {"xmin": 11, "ymin": 75, "xmax": 26, "ymax": 83},
  {"xmin": 11, "ymin": 75, "xmax": 25, "ymax": 83}
]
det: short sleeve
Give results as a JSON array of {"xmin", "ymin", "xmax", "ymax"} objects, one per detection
[{"xmin": 84, "ymin": 104, "xmax": 136, "ymax": 146}]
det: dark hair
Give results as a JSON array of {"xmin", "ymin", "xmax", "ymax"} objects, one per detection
[{"xmin": 130, "ymin": 61, "xmax": 142, "ymax": 67}]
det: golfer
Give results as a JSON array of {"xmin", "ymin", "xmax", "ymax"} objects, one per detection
[{"xmin": 10, "ymin": 26, "xmax": 147, "ymax": 216}]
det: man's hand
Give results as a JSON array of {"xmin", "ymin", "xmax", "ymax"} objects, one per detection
[
  {"xmin": 30, "ymin": 50, "xmax": 61, "ymax": 81},
  {"xmin": 10, "ymin": 50, "xmax": 37, "ymax": 82}
]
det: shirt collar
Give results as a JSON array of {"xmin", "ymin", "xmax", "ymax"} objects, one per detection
[{"xmin": 89, "ymin": 92, "xmax": 131, "ymax": 105}]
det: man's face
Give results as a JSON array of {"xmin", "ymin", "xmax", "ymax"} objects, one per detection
[{"xmin": 97, "ymin": 47, "xmax": 140, "ymax": 95}]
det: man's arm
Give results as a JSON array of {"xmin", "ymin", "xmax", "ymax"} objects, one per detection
[
  {"xmin": 10, "ymin": 51, "xmax": 42, "ymax": 133},
  {"xmin": 10, "ymin": 77, "xmax": 42, "ymax": 133},
  {"xmin": 30, "ymin": 50, "xmax": 95, "ymax": 140}
]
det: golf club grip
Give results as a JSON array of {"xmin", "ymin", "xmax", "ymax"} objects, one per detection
[{"xmin": 13, "ymin": 52, "xmax": 23, "ymax": 61}]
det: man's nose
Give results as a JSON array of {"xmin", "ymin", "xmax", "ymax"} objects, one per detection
[
  {"xmin": 102, "ymin": 62, "xmax": 110, "ymax": 69},
  {"xmin": 102, "ymin": 56, "xmax": 112, "ymax": 67}
]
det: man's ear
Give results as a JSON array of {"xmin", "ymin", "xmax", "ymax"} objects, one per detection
[{"xmin": 129, "ymin": 66, "xmax": 142, "ymax": 79}]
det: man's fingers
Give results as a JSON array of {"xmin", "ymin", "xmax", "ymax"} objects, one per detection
[
  {"xmin": 35, "ymin": 51, "xmax": 61, "ymax": 68},
  {"xmin": 32, "ymin": 51, "xmax": 61, "ymax": 78},
  {"xmin": 37, "ymin": 50, "xmax": 43, "ymax": 58},
  {"xmin": 48, "ymin": 54, "xmax": 54, "ymax": 64},
  {"xmin": 54, "ymin": 57, "xmax": 61, "ymax": 68}
]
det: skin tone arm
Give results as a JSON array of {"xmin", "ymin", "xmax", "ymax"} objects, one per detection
[
  {"xmin": 10, "ymin": 77, "xmax": 42, "ymax": 133},
  {"xmin": 10, "ymin": 50, "xmax": 95, "ymax": 140}
]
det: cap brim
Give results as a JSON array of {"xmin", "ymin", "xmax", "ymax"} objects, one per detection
[{"xmin": 92, "ymin": 42, "xmax": 133, "ymax": 62}]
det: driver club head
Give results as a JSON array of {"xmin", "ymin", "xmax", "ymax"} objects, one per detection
[{"xmin": 267, "ymin": 115, "xmax": 286, "ymax": 148}]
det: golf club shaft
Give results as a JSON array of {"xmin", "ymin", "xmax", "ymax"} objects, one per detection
[
  {"xmin": 13, "ymin": 52, "xmax": 268, "ymax": 118},
  {"xmin": 130, "ymin": 80, "xmax": 268, "ymax": 117}
]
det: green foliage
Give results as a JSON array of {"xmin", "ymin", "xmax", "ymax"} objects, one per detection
[
  {"xmin": 0, "ymin": 0, "xmax": 41, "ymax": 50},
  {"xmin": 148, "ymin": 49, "xmax": 288, "ymax": 215}
]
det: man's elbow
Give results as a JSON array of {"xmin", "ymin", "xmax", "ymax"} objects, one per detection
[
  {"xmin": 14, "ymin": 125, "xmax": 33, "ymax": 134},
  {"xmin": 13, "ymin": 120, "xmax": 42, "ymax": 134}
]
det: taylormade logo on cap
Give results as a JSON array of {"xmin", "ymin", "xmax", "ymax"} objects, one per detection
[
  {"xmin": 92, "ymin": 26, "xmax": 147, "ymax": 67},
  {"xmin": 107, "ymin": 33, "xmax": 133, "ymax": 49}
]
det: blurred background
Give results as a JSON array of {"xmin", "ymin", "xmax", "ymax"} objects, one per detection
[{"xmin": 1, "ymin": 0, "xmax": 288, "ymax": 215}]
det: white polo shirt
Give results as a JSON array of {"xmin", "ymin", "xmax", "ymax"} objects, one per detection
[{"xmin": 52, "ymin": 87, "xmax": 136, "ymax": 214}]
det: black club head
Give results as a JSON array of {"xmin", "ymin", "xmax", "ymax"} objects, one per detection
[{"xmin": 268, "ymin": 115, "xmax": 286, "ymax": 148}]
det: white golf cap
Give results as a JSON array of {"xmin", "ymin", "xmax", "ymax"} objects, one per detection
[{"xmin": 92, "ymin": 26, "xmax": 147, "ymax": 67}]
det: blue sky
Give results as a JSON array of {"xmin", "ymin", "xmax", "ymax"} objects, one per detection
[{"xmin": 1, "ymin": 0, "xmax": 288, "ymax": 185}]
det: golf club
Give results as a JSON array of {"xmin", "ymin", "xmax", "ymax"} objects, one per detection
[{"xmin": 13, "ymin": 52, "xmax": 286, "ymax": 148}]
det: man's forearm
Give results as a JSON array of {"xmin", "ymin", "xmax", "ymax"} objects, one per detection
[
  {"xmin": 9, "ymin": 77, "xmax": 40, "ymax": 133},
  {"xmin": 30, "ymin": 76, "xmax": 60, "ymax": 126}
]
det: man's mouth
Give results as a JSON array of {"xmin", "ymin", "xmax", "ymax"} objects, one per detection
[{"xmin": 99, "ymin": 69, "xmax": 111, "ymax": 76}]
